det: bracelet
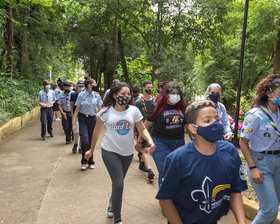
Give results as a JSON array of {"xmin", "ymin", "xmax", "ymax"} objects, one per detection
[{"xmin": 249, "ymin": 166, "xmax": 257, "ymax": 170}]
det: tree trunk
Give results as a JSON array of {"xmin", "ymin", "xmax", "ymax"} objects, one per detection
[
  {"xmin": 118, "ymin": 27, "xmax": 130, "ymax": 84},
  {"xmin": 6, "ymin": 4, "xmax": 14, "ymax": 78},
  {"xmin": 274, "ymin": 29, "xmax": 280, "ymax": 74}
]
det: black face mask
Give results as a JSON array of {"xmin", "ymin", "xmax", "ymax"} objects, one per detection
[
  {"xmin": 209, "ymin": 93, "xmax": 220, "ymax": 103},
  {"xmin": 116, "ymin": 95, "xmax": 130, "ymax": 107},
  {"xmin": 92, "ymin": 85, "xmax": 97, "ymax": 92},
  {"xmin": 64, "ymin": 89, "xmax": 70, "ymax": 94}
]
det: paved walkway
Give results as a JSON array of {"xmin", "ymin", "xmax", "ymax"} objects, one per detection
[{"xmin": 0, "ymin": 119, "xmax": 251, "ymax": 224}]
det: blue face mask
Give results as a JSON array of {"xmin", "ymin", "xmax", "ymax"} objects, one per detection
[
  {"xmin": 194, "ymin": 121, "xmax": 224, "ymax": 142},
  {"xmin": 78, "ymin": 87, "xmax": 84, "ymax": 92},
  {"xmin": 45, "ymin": 85, "xmax": 51, "ymax": 90},
  {"xmin": 270, "ymin": 91, "xmax": 280, "ymax": 106},
  {"xmin": 208, "ymin": 93, "xmax": 220, "ymax": 103}
]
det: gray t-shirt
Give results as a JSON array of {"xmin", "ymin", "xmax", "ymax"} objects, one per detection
[{"xmin": 97, "ymin": 105, "xmax": 143, "ymax": 156}]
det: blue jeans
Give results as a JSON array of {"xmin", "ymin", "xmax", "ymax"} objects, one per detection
[
  {"xmin": 247, "ymin": 151, "xmax": 280, "ymax": 224},
  {"xmin": 152, "ymin": 137, "xmax": 185, "ymax": 186}
]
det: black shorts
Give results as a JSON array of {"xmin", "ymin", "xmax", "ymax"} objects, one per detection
[{"xmin": 53, "ymin": 102, "xmax": 59, "ymax": 111}]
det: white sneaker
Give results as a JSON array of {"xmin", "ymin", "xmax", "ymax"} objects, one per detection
[
  {"xmin": 89, "ymin": 164, "xmax": 95, "ymax": 169},
  {"xmin": 80, "ymin": 164, "xmax": 88, "ymax": 171},
  {"xmin": 115, "ymin": 222, "xmax": 122, "ymax": 224},
  {"xmin": 56, "ymin": 118, "xmax": 61, "ymax": 121}
]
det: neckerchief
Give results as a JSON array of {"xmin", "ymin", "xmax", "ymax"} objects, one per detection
[
  {"xmin": 141, "ymin": 95, "xmax": 155, "ymax": 112},
  {"xmin": 260, "ymin": 104, "xmax": 280, "ymax": 137}
]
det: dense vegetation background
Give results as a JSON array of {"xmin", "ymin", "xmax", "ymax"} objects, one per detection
[{"xmin": 0, "ymin": 0, "xmax": 280, "ymax": 126}]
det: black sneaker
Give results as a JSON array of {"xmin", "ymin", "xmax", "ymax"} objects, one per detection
[
  {"xmin": 137, "ymin": 151, "xmax": 142, "ymax": 162},
  {"xmin": 65, "ymin": 141, "xmax": 71, "ymax": 144},
  {"xmin": 41, "ymin": 136, "xmax": 46, "ymax": 141},
  {"xmin": 72, "ymin": 144, "xmax": 77, "ymax": 153},
  {"xmin": 78, "ymin": 148, "xmax": 82, "ymax": 154},
  {"xmin": 148, "ymin": 169, "xmax": 155, "ymax": 181},
  {"xmin": 139, "ymin": 161, "xmax": 148, "ymax": 172},
  {"xmin": 49, "ymin": 133, "xmax": 54, "ymax": 137},
  {"xmin": 114, "ymin": 219, "xmax": 122, "ymax": 224}
]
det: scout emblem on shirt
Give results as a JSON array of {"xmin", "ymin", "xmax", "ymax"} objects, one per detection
[
  {"xmin": 191, "ymin": 176, "xmax": 231, "ymax": 214},
  {"xmin": 263, "ymin": 132, "xmax": 271, "ymax": 139}
]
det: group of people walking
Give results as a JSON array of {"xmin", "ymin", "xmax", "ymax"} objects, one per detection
[{"xmin": 37, "ymin": 74, "xmax": 280, "ymax": 224}]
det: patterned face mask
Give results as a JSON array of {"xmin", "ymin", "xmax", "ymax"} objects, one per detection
[{"xmin": 116, "ymin": 95, "xmax": 130, "ymax": 107}]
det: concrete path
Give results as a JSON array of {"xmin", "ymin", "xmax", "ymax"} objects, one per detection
[{"xmin": 0, "ymin": 119, "xmax": 251, "ymax": 224}]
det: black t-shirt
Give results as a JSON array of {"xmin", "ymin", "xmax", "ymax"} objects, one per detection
[
  {"xmin": 70, "ymin": 91, "xmax": 78, "ymax": 112},
  {"xmin": 147, "ymin": 105, "xmax": 186, "ymax": 139}
]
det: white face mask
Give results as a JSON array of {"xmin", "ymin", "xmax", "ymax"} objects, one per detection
[{"xmin": 169, "ymin": 94, "xmax": 181, "ymax": 104}]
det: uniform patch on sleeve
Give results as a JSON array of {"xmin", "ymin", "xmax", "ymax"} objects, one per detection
[
  {"xmin": 239, "ymin": 165, "xmax": 246, "ymax": 181},
  {"xmin": 244, "ymin": 117, "xmax": 251, "ymax": 126},
  {"xmin": 245, "ymin": 128, "xmax": 253, "ymax": 133},
  {"xmin": 262, "ymin": 118, "xmax": 270, "ymax": 122}
]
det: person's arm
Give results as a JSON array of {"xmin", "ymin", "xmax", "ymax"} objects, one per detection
[
  {"xmin": 222, "ymin": 111, "xmax": 232, "ymax": 141},
  {"xmin": 58, "ymin": 104, "xmax": 67, "ymax": 120},
  {"xmin": 159, "ymin": 200, "xmax": 183, "ymax": 224},
  {"xmin": 239, "ymin": 137, "xmax": 264, "ymax": 184},
  {"xmin": 38, "ymin": 101, "xmax": 47, "ymax": 107},
  {"xmin": 135, "ymin": 120, "xmax": 155, "ymax": 153},
  {"xmin": 70, "ymin": 101, "xmax": 74, "ymax": 117},
  {"xmin": 230, "ymin": 193, "xmax": 246, "ymax": 224},
  {"xmin": 72, "ymin": 106, "xmax": 80, "ymax": 132},
  {"xmin": 38, "ymin": 93, "xmax": 47, "ymax": 107},
  {"xmin": 136, "ymin": 120, "xmax": 153, "ymax": 142},
  {"xmin": 84, "ymin": 117, "xmax": 104, "ymax": 160},
  {"xmin": 50, "ymin": 92, "xmax": 56, "ymax": 107}
]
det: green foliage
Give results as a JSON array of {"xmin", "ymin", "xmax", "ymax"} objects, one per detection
[
  {"xmin": 0, "ymin": 75, "xmax": 41, "ymax": 125},
  {"xmin": 114, "ymin": 55, "xmax": 152, "ymax": 86}
]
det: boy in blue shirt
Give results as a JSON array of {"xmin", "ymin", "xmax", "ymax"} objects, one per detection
[{"xmin": 156, "ymin": 100, "xmax": 247, "ymax": 224}]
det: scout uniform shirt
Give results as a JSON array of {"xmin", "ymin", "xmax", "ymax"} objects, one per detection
[
  {"xmin": 75, "ymin": 90, "xmax": 103, "ymax": 116},
  {"xmin": 37, "ymin": 89, "xmax": 56, "ymax": 107},
  {"xmin": 241, "ymin": 107, "xmax": 280, "ymax": 152},
  {"xmin": 58, "ymin": 91, "xmax": 72, "ymax": 112}
]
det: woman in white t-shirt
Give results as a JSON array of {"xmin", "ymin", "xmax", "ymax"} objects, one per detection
[{"xmin": 85, "ymin": 82, "xmax": 155, "ymax": 224}]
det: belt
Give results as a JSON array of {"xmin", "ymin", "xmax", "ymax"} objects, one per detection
[
  {"xmin": 260, "ymin": 150, "xmax": 280, "ymax": 155},
  {"xmin": 79, "ymin": 113, "xmax": 96, "ymax": 118}
]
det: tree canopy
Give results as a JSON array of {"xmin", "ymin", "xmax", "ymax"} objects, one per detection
[{"xmin": 1, "ymin": 0, "xmax": 280, "ymax": 124}]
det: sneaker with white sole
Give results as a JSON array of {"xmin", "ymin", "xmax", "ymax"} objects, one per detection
[
  {"xmin": 107, "ymin": 207, "xmax": 113, "ymax": 218},
  {"xmin": 89, "ymin": 164, "xmax": 95, "ymax": 169},
  {"xmin": 80, "ymin": 164, "xmax": 87, "ymax": 171}
]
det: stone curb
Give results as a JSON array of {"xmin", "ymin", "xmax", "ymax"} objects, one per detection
[
  {"xmin": 243, "ymin": 197, "xmax": 280, "ymax": 223},
  {"xmin": 0, "ymin": 106, "xmax": 40, "ymax": 142}
]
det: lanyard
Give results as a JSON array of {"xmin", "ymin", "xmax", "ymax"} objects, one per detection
[
  {"xmin": 260, "ymin": 105, "xmax": 280, "ymax": 137},
  {"xmin": 141, "ymin": 95, "xmax": 154, "ymax": 112}
]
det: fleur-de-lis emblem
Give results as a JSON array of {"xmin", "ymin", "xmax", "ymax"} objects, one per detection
[{"xmin": 191, "ymin": 176, "xmax": 212, "ymax": 214}]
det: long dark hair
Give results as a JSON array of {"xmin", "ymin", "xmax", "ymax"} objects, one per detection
[
  {"xmin": 252, "ymin": 74, "xmax": 280, "ymax": 108},
  {"xmin": 101, "ymin": 82, "xmax": 132, "ymax": 115},
  {"xmin": 148, "ymin": 81, "xmax": 187, "ymax": 120}
]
